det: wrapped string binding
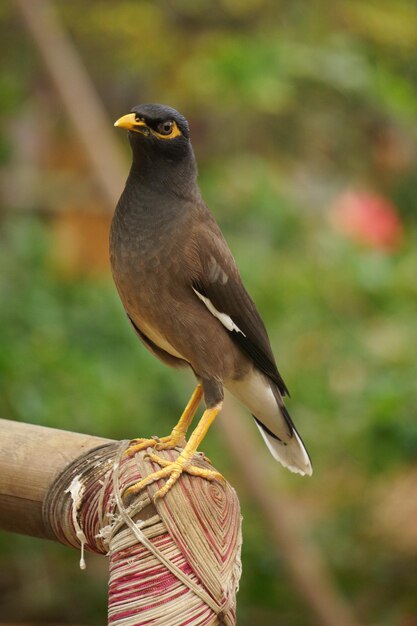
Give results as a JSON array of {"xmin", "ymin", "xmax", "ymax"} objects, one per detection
[{"xmin": 43, "ymin": 441, "xmax": 242, "ymax": 626}]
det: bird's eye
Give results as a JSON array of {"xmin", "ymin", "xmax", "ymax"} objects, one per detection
[{"xmin": 157, "ymin": 120, "xmax": 174, "ymax": 135}]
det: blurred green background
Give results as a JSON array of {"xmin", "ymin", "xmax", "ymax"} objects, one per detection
[{"xmin": 1, "ymin": 1, "xmax": 417, "ymax": 625}]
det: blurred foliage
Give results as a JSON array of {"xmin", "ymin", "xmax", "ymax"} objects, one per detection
[{"xmin": 1, "ymin": 0, "xmax": 417, "ymax": 625}]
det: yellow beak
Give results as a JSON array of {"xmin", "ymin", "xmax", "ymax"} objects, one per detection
[{"xmin": 114, "ymin": 113, "xmax": 147, "ymax": 132}]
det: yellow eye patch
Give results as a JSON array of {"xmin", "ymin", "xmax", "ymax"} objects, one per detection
[
  {"xmin": 114, "ymin": 113, "xmax": 182, "ymax": 140},
  {"xmin": 151, "ymin": 120, "xmax": 182, "ymax": 140}
]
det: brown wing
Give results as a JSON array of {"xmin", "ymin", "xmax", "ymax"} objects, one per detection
[{"xmin": 191, "ymin": 218, "xmax": 289, "ymax": 397}]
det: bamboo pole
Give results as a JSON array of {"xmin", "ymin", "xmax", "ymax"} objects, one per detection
[
  {"xmin": 0, "ymin": 419, "xmax": 242, "ymax": 626},
  {"xmin": 0, "ymin": 418, "xmax": 109, "ymax": 538}
]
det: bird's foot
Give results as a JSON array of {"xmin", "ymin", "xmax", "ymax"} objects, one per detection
[
  {"xmin": 123, "ymin": 436, "xmax": 160, "ymax": 458},
  {"xmin": 124, "ymin": 451, "xmax": 224, "ymax": 500},
  {"xmin": 124, "ymin": 434, "xmax": 184, "ymax": 458},
  {"xmin": 154, "ymin": 434, "xmax": 186, "ymax": 451}
]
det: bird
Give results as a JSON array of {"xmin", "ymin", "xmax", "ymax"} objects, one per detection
[{"xmin": 111, "ymin": 103, "xmax": 312, "ymax": 499}]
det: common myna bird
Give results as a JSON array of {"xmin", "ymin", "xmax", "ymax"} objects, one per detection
[{"xmin": 111, "ymin": 104, "xmax": 312, "ymax": 498}]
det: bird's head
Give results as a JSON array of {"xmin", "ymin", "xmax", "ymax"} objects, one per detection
[{"xmin": 114, "ymin": 104, "xmax": 192, "ymax": 166}]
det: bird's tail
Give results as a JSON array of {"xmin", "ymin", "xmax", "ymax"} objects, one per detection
[
  {"xmin": 253, "ymin": 412, "xmax": 312, "ymax": 476},
  {"xmin": 226, "ymin": 371, "xmax": 312, "ymax": 477}
]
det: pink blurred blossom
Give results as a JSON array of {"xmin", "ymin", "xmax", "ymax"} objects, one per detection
[{"xmin": 331, "ymin": 189, "xmax": 404, "ymax": 251}]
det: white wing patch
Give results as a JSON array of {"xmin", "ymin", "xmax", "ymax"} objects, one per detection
[{"xmin": 193, "ymin": 287, "xmax": 246, "ymax": 336}]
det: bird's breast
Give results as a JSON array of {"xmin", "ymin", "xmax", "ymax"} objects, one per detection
[{"xmin": 110, "ymin": 211, "xmax": 188, "ymax": 361}]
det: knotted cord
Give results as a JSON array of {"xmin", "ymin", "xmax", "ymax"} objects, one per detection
[{"xmin": 43, "ymin": 440, "xmax": 242, "ymax": 626}]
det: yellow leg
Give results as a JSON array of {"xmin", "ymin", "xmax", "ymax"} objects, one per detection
[
  {"xmin": 124, "ymin": 384, "xmax": 203, "ymax": 458},
  {"xmin": 158, "ymin": 383, "xmax": 204, "ymax": 449},
  {"xmin": 124, "ymin": 402, "xmax": 224, "ymax": 500}
]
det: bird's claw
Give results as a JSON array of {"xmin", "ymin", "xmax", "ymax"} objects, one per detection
[
  {"xmin": 154, "ymin": 436, "xmax": 185, "ymax": 452},
  {"xmin": 123, "ymin": 452, "xmax": 224, "ymax": 501},
  {"xmin": 123, "ymin": 437, "xmax": 160, "ymax": 458},
  {"xmin": 124, "ymin": 434, "xmax": 184, "ymax": 459}
]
